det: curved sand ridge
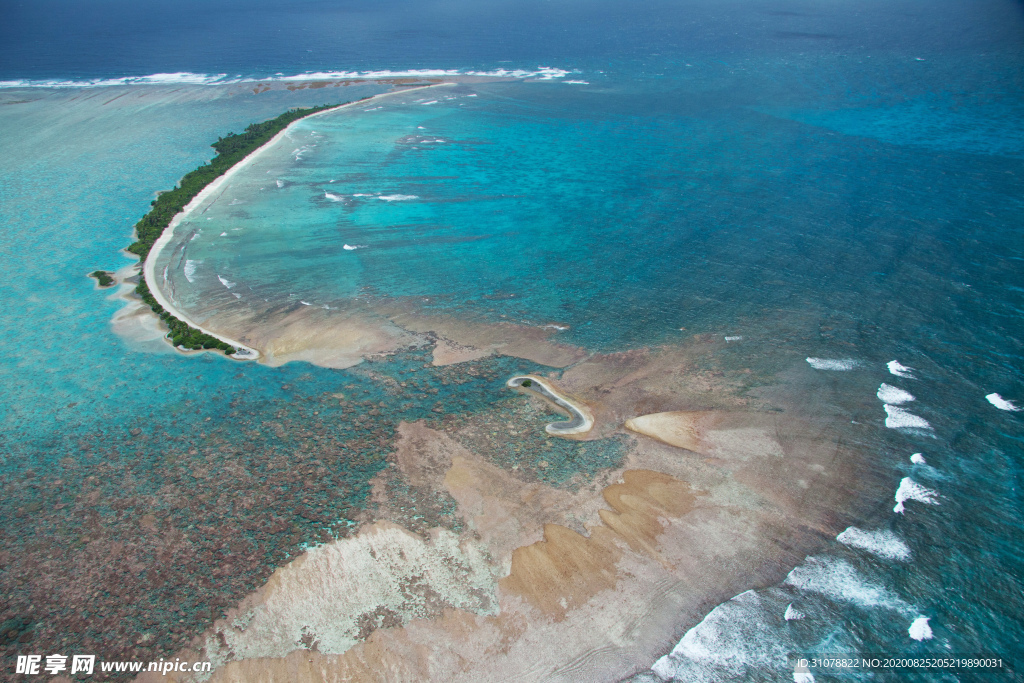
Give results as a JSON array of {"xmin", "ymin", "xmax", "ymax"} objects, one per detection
[
  {"xmin": 507, "ymin": 375, "xmax": 595, "ymax": 436},
  {"xmin": 142, "ymin": 83, "xmax": 457, "ymax": 360}
]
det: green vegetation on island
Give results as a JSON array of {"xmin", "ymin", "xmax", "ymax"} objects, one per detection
[
  {"xmin": 120, "ymin": 100, "xmax": 356, "ymax": 355},
  {"xmin": 136, "ymin": 279, "xmax": 234, "ymax": 353},
  {"xmin": 89, "ymin": 270, "xmax": 114, "ymax": 287},
  {"xmin": 127, "ymin": 101, "xmax": 346, "ymax": 260}
]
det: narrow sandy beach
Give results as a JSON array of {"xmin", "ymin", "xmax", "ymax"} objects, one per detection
[{"xmin": 141, "ymin": 82, "xmax": 457, "ymax": 359}]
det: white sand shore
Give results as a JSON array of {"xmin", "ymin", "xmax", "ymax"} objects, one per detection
[{"xmin": 142, "ymin": 83, "xmax": 457, "ymax": 360}]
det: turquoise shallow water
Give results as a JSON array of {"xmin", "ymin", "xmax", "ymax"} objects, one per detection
[{"xmin": 2, "ymin": 7, "xmax": 1024, "ymax": 679}]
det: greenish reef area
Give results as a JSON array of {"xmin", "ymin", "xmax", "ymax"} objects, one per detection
[{"xmin": 104, "ymin": 100, "xmax": 360, "ymax": 353}]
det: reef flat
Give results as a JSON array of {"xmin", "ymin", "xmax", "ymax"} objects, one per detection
[{"xmin": 126, "ymin": 336, "xmax": 894, "ymax": 683}]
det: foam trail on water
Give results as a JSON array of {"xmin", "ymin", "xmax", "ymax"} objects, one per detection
[
  {"xmin": 909, "ymin": 617, "xmax": 933, "ymax": 641},
  {"xmin": 183, "ymin": 260, "xmax": 197, "ymax": 283},
  {"xmin": 785, "ymin": 557, "xmax": 909, "ymax": 611},
  {"xmin": 343, "ymin": 244, "xmax": 366, "ymax": 251},
  {"xmin": 877, "ymin": 383, "xmax": 914, "ymax": 404},
  {"xmin": 837, "ymin": 527, "xmax": 912, "ymax": 561},
  {"xmin": 217, "ymin": 275, "xmax": 235, "ymax": 289},
  {"xmin": 888, "ymin": 360, "xmax": 915, "ymax": 378},
  {"xmin": 378, "ymin": 194, "xmax": 419, "ymax": 202},
  {"xmin": 806, "ymin": 357, "xmax": 860, "ymax": 370},
  {"xmin": 884, "ymin": 405, "xmax": 931, "ymax": 430},
  {"xmin": 650, "ymin": 590, "xmax": 793, "ymax": 681},
  {"xmin": 986, "ymin": 393, "xmax": 1020, "ymax": 411},
  {"xmin": 893, "ymin": 477, "xmax": 939, "ymax": 513}
]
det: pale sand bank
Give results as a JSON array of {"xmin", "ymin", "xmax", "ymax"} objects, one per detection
[
  {"xmin": 625, "ymin": 411, "xmax": 785, "ymax": 460},
  {"xmin": 377, "ymin": 304, "xmax": 587, "ymax": 368}
]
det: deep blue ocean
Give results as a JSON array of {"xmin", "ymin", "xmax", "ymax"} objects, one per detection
[{"xmin": 1, "ymin": 0, "xmax": 1022, "ymax": 680}]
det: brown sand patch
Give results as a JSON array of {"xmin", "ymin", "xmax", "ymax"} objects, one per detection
[
  {"xmin": 500, "ymin": 470, "xmax": 695, "ymax": 620},
  {"xmin": 376, "ymin": 303, "xmax": 587, "ymax": 368},
  {"xmin": 553, "ymin": 344, "xmax": 755, "ymax": 439},
  {"xmin": 209, "ymin": 304, "xmax": 424, "ymax": 369},
  {"xmin": 624, "ymin": 410, "xmax": 785, "ymax": 461},
  {"xmin": 431, "ymin": 337, "xmax": 493, "ymax": 366},
  {"xmin": 390, "ymin": 421, "xmax": 460, "ymax": 488},
  {"xmin": 379, "ymin": 422, "xmax": 616, "ymax": 565}
]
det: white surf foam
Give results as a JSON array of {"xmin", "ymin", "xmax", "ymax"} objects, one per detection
[
  {"xmin": 806, "ymin": 357, "xmax": 860, "ymax": 370},
  {"xmin": 0, "ymin": 71, "xmax": 235, "ymax": 89},
  {"xmin": 785, "ymin": 557, "xmax": 908, "ymax": 611},
  {"xmin": 887, "ymin": 360, "xmax": 915, "ymax": 378},
  {"xmin": 183, "ymin": 260, "xmax": 197, "ymax": 283},
  {"xmin": 217, "ymin": 275, "xmax": 235, "ymax": 289},
  {"xmin": 837, "ymin": 527, "xmax": 911, "ymax": 561},
  {"xmin": 910, "ymin": 452, "xmax": 927, "ymax": 465},
  {"xmin": 343, "ymin": 244, "xmax": 366, "ymax": 251},
  {"xmin": 220, "ymin": 232, "xmax": 227, "ymax": 237},
  {"xmin": 300, "ymin": 301, "xmax": 311, "ymax": 306},
  {"xmin": 986, "ymin": 393, "xmax": 1020, "ymax": 411},
  {"xmin": 909, "ymin": 616, "xmax": 933, "ymax": 641},
  {"xmin": 793, "ymin": 671, "xmax": 815, "ymax": 683},
  {"xmin": 378, "ymin": 194, "xmax": 418, "ymax": 201},
  {"xmin": 884, "ymin": 405, "xmax": 931, "ymax": 430},
  {"xmin": 651, "ymin": 590, "xmax": 793, "ymax": 680},
  {"xmin": 784, "ymin": 604, "xmax": 804, "ymax": 621},
  {"xmin": 324, "ymin": 192, "xmax": 345, "ymax": 202},
  {"xmin": 276, "ymin": 179, "xmax": 285, "ymax": 188},
  {"xmin": 725, "ymin": 335, "xmax": 743, "ymax": 342},
  {"xmin": 893, "ymin": 477, "xmax": 939, "ymax": 513},
  {"xmin": 877, "ymin": 383, "xmax": 914, "ymax": 404},
  {"xmin": 0, "ymin": 66, "xmax": 580, "ymax": 90}
]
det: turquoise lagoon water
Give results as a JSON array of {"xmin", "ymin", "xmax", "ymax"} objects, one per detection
[{"xmin": 2, "ymin": 2, "xmax": 1024, "ymax": 679}]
